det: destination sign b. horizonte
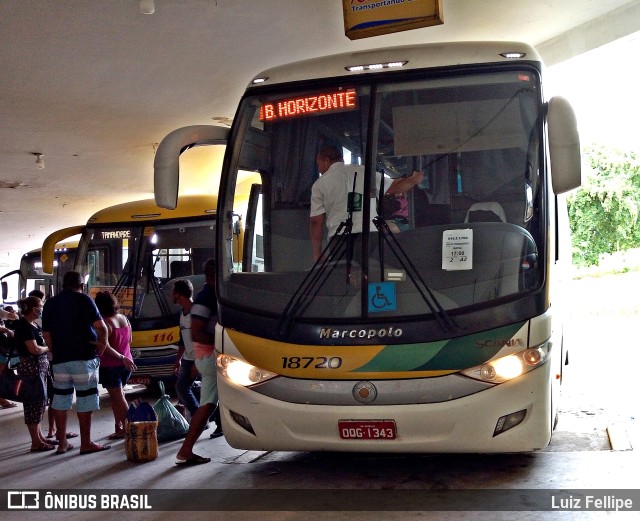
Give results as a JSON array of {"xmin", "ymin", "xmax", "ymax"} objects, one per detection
[
  {"xmin": 3, "ymin": 489, "xmax": 640, "ymax": 511},
  {"xmin": 260, "ymin": 89, "xmax": 357, "ymax": 122}
]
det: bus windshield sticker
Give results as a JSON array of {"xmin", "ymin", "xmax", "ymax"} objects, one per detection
[
  {"xmin": 368, "ymin": 282, "xmax": 397, "ymax": 313},
  {"xmin": 259, "ymin": 88, "xmax": 357, "ymax": 122},
  {"xmin": 442, "ymin": 229, "xmax": 473, "ymax": 271},
  {"xmin": 384, "ymin": 269, "xmax": 405, "ymax": 282}
]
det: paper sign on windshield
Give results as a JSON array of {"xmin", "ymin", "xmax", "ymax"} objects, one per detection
[{"xmin": 442, "ymin": 229, "xmax": 473, "ymax": 271}]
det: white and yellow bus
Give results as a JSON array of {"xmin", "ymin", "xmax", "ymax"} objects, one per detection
[
  {"xmin": 42, "ymin": 196, "xmax": 219, "ymax": 386},
  {"xmin": 1, "ymin": 237, "xmax": 78, "ymax": 306},
  {"xmin": 155, "ymin": 42, "xmax": 581, "ymax": 452}
]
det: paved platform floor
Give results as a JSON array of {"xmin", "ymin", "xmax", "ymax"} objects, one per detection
[{"xmin": 1, "ymin": 381, "xmax": 639, "ymax": 521}]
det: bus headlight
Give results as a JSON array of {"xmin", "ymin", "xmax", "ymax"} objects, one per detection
[
  {"xmin": 462, "ymin": 345, "xmax": 549, "ymax": 384},
  {"xmin": 217, "ymin": 354, "xmax": 278, "ymax": 387}
]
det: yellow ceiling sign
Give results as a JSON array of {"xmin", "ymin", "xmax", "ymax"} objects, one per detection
[{"xmin": 343, "ymin": 0, "xmax": 443, "ymax": 40}]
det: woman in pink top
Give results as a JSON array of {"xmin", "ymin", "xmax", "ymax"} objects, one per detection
[{"xmin": 94, "ymin": 291, "xmax": 136, "ymax": 439}]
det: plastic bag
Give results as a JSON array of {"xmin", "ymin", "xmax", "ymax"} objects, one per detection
[
  {"xmin": 153, "ymin": 381, "xmax": 189, "ymax": 442},
  {"xmin": 125, "ymin": 400, "xmax": 158, "ymax": 462}
]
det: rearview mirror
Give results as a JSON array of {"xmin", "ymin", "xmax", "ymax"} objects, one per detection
[
  {"xmin": 547, "ymin": 96, "xmax": 581, "ymax": 194},
  {"xmin": 154, "ymin": 125, "xmax": 230, "ymax": 209}
]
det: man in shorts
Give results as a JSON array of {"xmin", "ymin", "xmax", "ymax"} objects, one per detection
[
  {"xmin": 175, "ymin": 258, "xmax": 221, "ymax": 465},
  {"xmin": 42, "ymin": 271, "xmax": 111, "ymax": 455},
  {"xmin": 172, "ymin": 279, "xmax": 200, "ymax": 420}
]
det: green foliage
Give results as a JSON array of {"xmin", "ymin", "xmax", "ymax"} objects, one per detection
[{"xmin": 567, "ymin": 145, "xmax": 640, "ymax": 266}]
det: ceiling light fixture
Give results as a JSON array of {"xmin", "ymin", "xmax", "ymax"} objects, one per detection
[
  {"xmin": 139, "ymin": 0, "xmax": 155, "ymax": 15},
  {"xmin": 33, "ymin": 153, "xmax": 45, "ymax": 169}
]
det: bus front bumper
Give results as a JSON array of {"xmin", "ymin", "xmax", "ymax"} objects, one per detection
[{"xmin": 217, "ymin": 362, "xmax": 554, "ymax": 453}]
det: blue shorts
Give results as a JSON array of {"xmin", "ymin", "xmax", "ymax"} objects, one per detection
[
  {"xmin": 99, "ymin": 365, "xmax": 131, "ymax": 389},
  {"xmin": 195, "ymin": 352, "xmax": 218, "ymax": 406},
  {"xmin": 51, "ymin": 358, "xmax": 100, "ymax": 413}
]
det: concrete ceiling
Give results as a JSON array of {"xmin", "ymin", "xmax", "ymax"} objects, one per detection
[{"xmin": 1, "ymin": 0, "xmax": 640, "ymax": 269}]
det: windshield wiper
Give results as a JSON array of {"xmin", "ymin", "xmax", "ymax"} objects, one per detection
[
  {"xmin": 148, "ymin": 268, "xmax": 172, "ymax": 317},
  {"xmin": 278, "ymin": 173, "xmax": 358, "ymax": 336},
  {"xmin": 372, "ymin": 215, "xmax": 455, "ymax": 332},
  {"xmin": 277, "ymin": 220, "xmax": 351, "ymax": 336},
  {"xmin": 344, "ymin": 172, "xmax": 357, "ymax": 285},
  {"xmin": 113, "ymin": 263, "xmax": 135, "ymax": 295},
  {"xmin": 373, "ymin": 173, "xmax": 456, "ymax": 332}
]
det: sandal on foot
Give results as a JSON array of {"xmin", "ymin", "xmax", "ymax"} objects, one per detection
[
  {"xmin": 175, "ymin": 454, "xmax": 211, "ymax": 465},
  {"xmin": 1, "ymin": 401, "xmax": 18, "ymax": 409},
  {"xmin": 66, "ymin": 432, "xmax": 79, "ymax": 439},
  {"xmin": 79, "ymin": 444, "xmax": 111, "ymax": 455},
  {"xmin": 31, "ymin": 444, "xmax": 56, "ymax": 452},
  {"xmin": 107, "ymin": 432, "xmax": 126, "ymax": 440},
  {"xmin": 54, "ymin": 443, "xmax": 74, "ymax": 455}
]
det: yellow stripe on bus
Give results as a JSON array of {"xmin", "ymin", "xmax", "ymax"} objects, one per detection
[{"xmin": 226, "ymin": 329, "xmax": 456, "ymax": 380}]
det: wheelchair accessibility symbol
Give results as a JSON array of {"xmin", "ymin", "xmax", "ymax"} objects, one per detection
[{"xmin": 368, "ymin": 282, "xmax": 397, "ymax": 313}]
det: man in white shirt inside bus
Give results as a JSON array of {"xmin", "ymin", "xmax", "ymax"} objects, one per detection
[{"xmin": 309, "ymin": 145, "xmax": 424, "ymax": 261}]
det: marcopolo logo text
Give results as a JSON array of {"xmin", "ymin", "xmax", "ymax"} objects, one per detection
[{"xmin": 320, "ymin": 327, "xmax": 403, "ymax": 339}]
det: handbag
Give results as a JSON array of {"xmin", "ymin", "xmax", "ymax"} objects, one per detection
[
  {"xmin": 0, "ymin": 367, "xmax": 46, "ymax": 403},
  {"xmin": 153, "ymin": 381, "xmax": 189, "ymax": 442}
]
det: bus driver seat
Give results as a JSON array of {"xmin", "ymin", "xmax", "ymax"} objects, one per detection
[
  {"xmin": 464, "ymin": 202, "xmax": 507, "ymax": 223},
  {"xmin": 170, "ymin": 260, "xmax": 191, "ymax": 279}
]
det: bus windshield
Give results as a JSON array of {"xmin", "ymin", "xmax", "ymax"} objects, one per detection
[
  {"xmin": 221, "ymin": 69, "xmax": 544, "ymax": 329},
  {"xmin": 1, "ymin": 244, "xmax": 77, "ymax": 305},
  {"xmin": 75, "ymin": 218, "xmax": 215, "ymax": 326}
]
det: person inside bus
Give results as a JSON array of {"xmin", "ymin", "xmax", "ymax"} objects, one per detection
[
  {"xmin": 383, "ymin": 192, "xmax": 410, "ymax": 234},
  {"xmin": 309, "ymin": 146, "xmax": 424, "ymax": 261}
]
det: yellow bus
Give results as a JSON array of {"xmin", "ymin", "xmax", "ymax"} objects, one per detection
[
  {"xmin": 155, "ymin": 42, "xmax": 581, "ymax": 452},
  {"xmin": 42, "ymin": 196, "xmax": 218, "ymax": 386}
]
